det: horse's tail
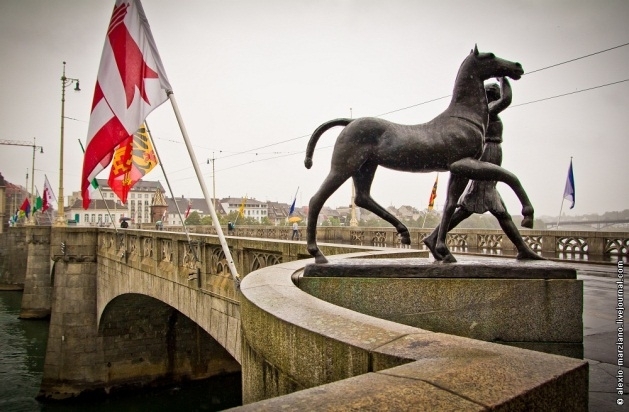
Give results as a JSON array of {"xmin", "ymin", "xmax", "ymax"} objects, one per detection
[{"xmin": 304, "ymin": 118, "xmax": 353, "ymax": 169}]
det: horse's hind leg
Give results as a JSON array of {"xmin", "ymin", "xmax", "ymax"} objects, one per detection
[
  {"xmin": 424, "ymin": 207, "xmax": 472, "ymax": 261},
  {"xmin": 435, "ymin": 174, "xmax": 470, "ymax": 263},
  {"xmin": 307, "ymin": 170, "xmax": 353, "ymax": 263},
  {"xmin": 352, "ymin": 162, "xmax": 410, "ymax": 244},
  {"xmin": 450, "ymin": 158, "xmax": 534, "ymax": 227}
]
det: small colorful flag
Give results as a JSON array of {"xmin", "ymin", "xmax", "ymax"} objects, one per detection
[
  {"xmin": 33, "ymin": 189, "xmax": 43, "ymax": 214},
  {"xmin": 238, "ymin": 196, "xmax": 247, "ymax": 218},
  {"xmin": 19, "ymin": 198, "xmax": 31, "ymax": 218},
  {"xmin": 563, "ymin": 159, "xmax": 575, "ymax": 209},
  {"xmin": 81, "ymin": 0, "xmax": 171, "ymax": 209},
  {"xmin": 108, "ymin": 124, "xmax": 158, "ymax": 204},
  {"xmin": 42, "ymin": 175, "xmax": 56, "ymax": 211},
  {"xmin": 427, "ymin": 174, "xmax": 438, "ymax": 211},
  {"xmin": 184, "ymin": 199, "xmax": 192, "ymax": 218},
  {"xmin": 88, "ymin": 177, "xmax": 100, "ymax": 199},
  {"xmin": 288, "ymin": 186, "xmax": 299, "ymax": 216}
]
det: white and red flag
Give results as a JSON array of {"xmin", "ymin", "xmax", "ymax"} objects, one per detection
[
  {"xmin": 184, "ymin": 199, "xmax": 192, "ymax": 218},
  {"xmin": 42, "ymin": 175, "xmax": 57, "ymax": 211},
  {"xmin": 81, "ymin": 0, "xmax": 171, "ymax": 209}
]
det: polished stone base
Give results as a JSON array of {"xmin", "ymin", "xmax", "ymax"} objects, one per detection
[{"xmin": 299, "ymin": 258, "xmax": 583, "ymax": 358}]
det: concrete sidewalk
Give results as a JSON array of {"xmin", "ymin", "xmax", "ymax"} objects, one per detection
[{"xmin": 579, "ymin": 269, "xmax": 625, "ymax": 412}]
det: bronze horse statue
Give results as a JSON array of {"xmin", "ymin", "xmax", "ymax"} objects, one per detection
[{"xmin": 304, "ymin": 45, "xmax": 531, "ymax": 263}]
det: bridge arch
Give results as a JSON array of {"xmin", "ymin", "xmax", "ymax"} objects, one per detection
[{"xmin": 98, "ymin": 293, "xmax": 240, "ymax": 388}]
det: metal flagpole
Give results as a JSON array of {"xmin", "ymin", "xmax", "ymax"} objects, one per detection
[
  {"xmin": 556, "ymin": 156, "xmax": 573, "ymax": 230},
  {"xmin": 167, "ymin": 91, "xmax": 241, "ymax": 286},
  {"xmin": 144, "ymin": 122, "xmax": 195, "ymax": 248},
  {"xmin": 556, "ymin": 198, "xmax": 565, "ymax": 229}
]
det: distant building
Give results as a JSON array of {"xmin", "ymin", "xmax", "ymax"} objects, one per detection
[
  {"xmin": 266, "ymin": 201, "xmax": 306, "ymax": 226},
  {"xmin": 164, "ymin": 197, "xmax": 225, "ymax": 225},
  {"xmin": 1, "ymin": 175, "xmax": 36, "ymax": 231},
  {"xmin": 67, "ymin": 179, "xmax": 165, "ymax": 226},
  {"xmin": 66, "ymin": 198, "xmax": 127, "ymax": 227},
  {"xmin": 220, "ymin": 197, "xmax": 268, "ymax": 223}
]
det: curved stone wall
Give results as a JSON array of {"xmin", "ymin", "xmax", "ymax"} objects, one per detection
[{"xmin": 239, "ymin": 250, "xmax": 588, "ymax": 410}]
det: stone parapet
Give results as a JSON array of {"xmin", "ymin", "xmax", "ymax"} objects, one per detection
[
  {"xmin": 298, "ymin": 258, "xmax": 583, "ymax": 358},
  {"xmin": 238, "ymin": 251, "xmax": 588, "ymax": 410}
]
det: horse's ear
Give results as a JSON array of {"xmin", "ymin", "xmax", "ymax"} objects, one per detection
[{"xmin": 474, "ymin": 44, "xmax": 479, "ymax": 56}]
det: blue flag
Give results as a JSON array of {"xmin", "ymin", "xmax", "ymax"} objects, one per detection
[
  {"xmin": 288, "ymin": 198, "xmax": 296, "ymax": 216},
  {"xmin": 563, "ymin": 159, "xmax": 575, "ymax": 209}
]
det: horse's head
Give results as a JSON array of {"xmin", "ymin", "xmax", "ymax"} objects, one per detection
[{"xmin": 467, "ymin": 44, "xmax": 524, "ymax": 81}]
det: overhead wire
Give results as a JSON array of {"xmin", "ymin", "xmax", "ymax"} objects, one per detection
[
  {"xmin": 142, "ymin": 40, "xmax": 629, "ymax": 188},
  {"xmin": 512, "ymin": 79, "xmax": 629, "ymax": 107},
  {"xmin": 204, "ymin": 42, "xmax": 629, "ymax": 165}
]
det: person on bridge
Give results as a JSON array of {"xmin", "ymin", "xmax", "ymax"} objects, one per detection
[
  {"xmin": 424, "ymin": 78, "xmax": 543, "ymax": 260},
  {"xmin": 292, "ymin": 221, "xmax": 300, "ymax": 240}
]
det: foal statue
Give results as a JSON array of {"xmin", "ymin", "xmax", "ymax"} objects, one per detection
[{"xmin": 304, "ymin": 45, "xmax": 532, "ymax": 264}]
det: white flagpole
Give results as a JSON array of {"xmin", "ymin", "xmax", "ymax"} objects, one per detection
[
  {"xmin": 167, "ymin": 92, "xmax": 241, "ymax": 286},
  {"xmin": 556, "ymin": 198, "xmax": 565, "ymax": 229}
]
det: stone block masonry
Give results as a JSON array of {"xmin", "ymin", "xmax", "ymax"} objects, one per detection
[{"xmin": 298, "ymin": 257, "xmax": 583, "ymax": 358}]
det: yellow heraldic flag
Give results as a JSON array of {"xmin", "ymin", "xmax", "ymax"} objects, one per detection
[
  {"xmin": 238, "ymin": 196, "xmax": 247, "ymax": 218},
  {"xmin": 108, "ymin": 124, "xmax": 158, "ymax": 204},
  {"xmin": 427, "ymin": 174, "xmax": 438, "ymax": 211}
]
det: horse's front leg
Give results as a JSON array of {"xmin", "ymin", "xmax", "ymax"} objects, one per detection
[
  {"xmin": 435, "ymin": 175, "xmax": 470, "ymax": 263},
  {"xmin": 450, "ymin": 158, "xmax": 534, "ymax": 227},
  {"xmin": 352, "ymin": 165, "xmax": 410, "ymax": 245}
]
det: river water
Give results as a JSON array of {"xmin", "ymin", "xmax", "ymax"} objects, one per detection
[{"xmin": 0, "ymin": 291, "xmax": 242, "ymax": 412}]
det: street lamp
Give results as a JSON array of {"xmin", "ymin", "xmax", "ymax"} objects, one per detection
[
  {"xmin": 54, "ymin": 61, "xmax": 80, "ymax": 227},
  {"xmin": 27, "ymin": 137, "xmax": 44, "ymax": 225},
  {"xmin": 0, "ymin": 139, "xmax": 43, "ymax": 225}
]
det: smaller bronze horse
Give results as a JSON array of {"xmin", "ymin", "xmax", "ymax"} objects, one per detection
[{"xmin": 304, "ymin": 45, "xmax": 531, "ymax": 264}]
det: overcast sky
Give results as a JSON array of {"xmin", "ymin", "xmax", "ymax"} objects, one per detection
[{"xmin": 1, "ymin": 0, "xmax": 627, "ymax": 219}]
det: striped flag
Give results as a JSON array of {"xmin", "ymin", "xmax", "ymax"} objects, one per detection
[
  {"xmin": 427, "ymin": 174, "xmax": 438, "ymax": 211},
  {"xmin": 19, "ymin": 198, "xmax": 31, "ymax": 218},
  {"xmin": 33, "ymin": 189, "xmax": 43, "ymax": 214}
]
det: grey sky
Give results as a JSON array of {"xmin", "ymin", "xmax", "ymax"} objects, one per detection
[{"xmin": 1, "ymin": 0, "xmax": 627, "ymax": 218}]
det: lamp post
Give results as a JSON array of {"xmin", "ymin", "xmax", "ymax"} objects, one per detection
[
  {"xmin": 27, "ymin": 137, "xmax": 44, "ymax": 225},
  {"xmin": 54, "ymin": 61, "xmax": 80, "ymax": 227},
  {"xmin": 0, "ymin": 139, "xmax": 43, "ymax": 225}
]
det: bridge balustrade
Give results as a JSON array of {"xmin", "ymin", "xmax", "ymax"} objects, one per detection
[{"xmin": 139, "ymin": 224, "xmax": 629, "ymax": 261}]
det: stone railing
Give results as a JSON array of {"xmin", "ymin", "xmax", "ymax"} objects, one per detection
[
  {"xmin": 237, "ymin": 250, "xmax": 588, "ymax": 410},
  {"xmin": 140, "ymin": 224, "xmax": 629, "ymax": 261}
]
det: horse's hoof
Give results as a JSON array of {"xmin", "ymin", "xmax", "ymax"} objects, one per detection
[
  {"xmin": 400, "ymin": 233, "xmax": 411, "ymax": 245},
  {"xmin": 516, "ymin": 249, "xmax": 545, "ymax": 260},
  {"xmin": 423, "ymin": 238, "xmax": 443, "ymax": 261},
  {"xmin": 442, "ymin": 253, "xmax": 457, "ymax": 263},
  {"xmin": 315, "ymin": 254, "xmax": 329, "ymax": 264},
  {"xmin": 521, "ymin": 216, "xmax": 534, "ymax": 229}
]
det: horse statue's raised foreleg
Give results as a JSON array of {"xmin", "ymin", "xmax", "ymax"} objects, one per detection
[
  {"xmin": 449, "ymin": 158, "xmax": 534, "ymax": 226},
  {"xmin": 353, "ymin": 162, "xmax": 411, "ymax": 245}
]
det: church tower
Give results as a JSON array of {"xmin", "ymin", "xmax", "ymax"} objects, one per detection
[{"xmin": 150, "ymin": 188, "xmax": 168, "ymax": 223}]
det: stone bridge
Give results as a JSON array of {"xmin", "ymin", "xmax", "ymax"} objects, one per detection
[{"xmin": 0, "ymin": 225, "xmax": 603, "ymax": 409}]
